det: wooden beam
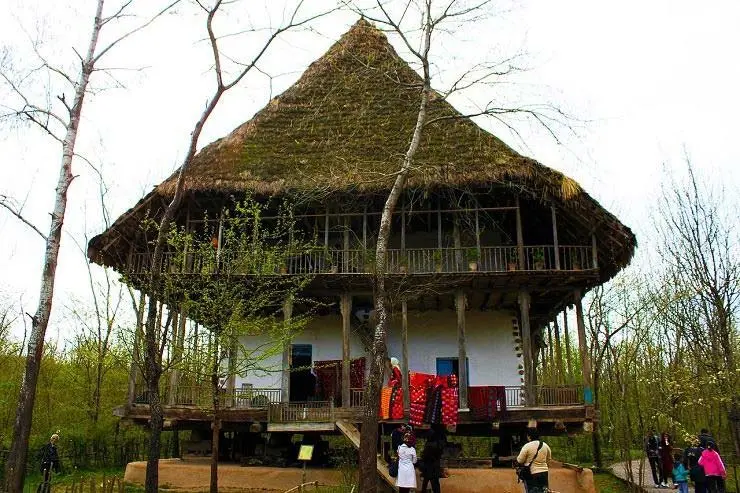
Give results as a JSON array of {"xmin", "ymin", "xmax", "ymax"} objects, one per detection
[
  {"xmin": 363, "ymin": 206, "xmax": 367, "ymax": 249},
  {"xmin": 552, "ymin": 206, "xmax": 560, "ymax": 270},
  {"xmin": 518, "ymin": 290, "xmax": 535, "ymax": 405},
  {"xmin": 401, "ymin": 206, "xmax": 406, "ymax": 253},
  {"xmin": 455, "ymin": 289, "xmax": 469, "ymax": 410},
  {"xmin": 453, "ymin": 214, "xmax": 462, "ymax": 270},
  {"xmin": 343, "ymin": 217, "xmax": 350, "ymax": 273},
  {"xmin": 562, "ymin": 309, "xmax": 573, "ymax": 384},
  {"xmin": 340, "ymin": 293, "xmax": 352, "ymax": 408},
  {"xmin": 282, "ymin": 297, "xmax": 294, "ymax": 403},
  {"xmin": 574, "ymin": 290, "xmax": 593, "ymax": 404},
  {"xmin": 324, "ymin": 207, "xmax": 330, "ymax": 249},
  {"xmin": 401, "ymin": 299, "xmax": 410, "ymax": 416},
  {"xmin": 168, "ymin": 307, "xmax": 188, "ymax": 405},
  {"xmin": 437, "ymin": 206, "xmax": 442, "ymax": 249},
  {"xmin": 475, "ymin": 208, "xmax": 481, "ymax": 258},
  {"xmin": 515, "ymin": 197, "xmax": 525, "ymax": 269}
]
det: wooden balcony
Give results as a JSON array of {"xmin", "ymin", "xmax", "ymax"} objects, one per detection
[{"xmin": 127, "ymin": 245, "xmax": 595, "ymax": 277}]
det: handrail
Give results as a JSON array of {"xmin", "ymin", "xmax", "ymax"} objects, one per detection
[{"xmin": 127, "ymin": 245, "xmax": 595, "ymax": 276}]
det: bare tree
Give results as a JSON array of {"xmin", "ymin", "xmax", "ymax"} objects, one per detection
[
  {"xmin": 0, "ymin": 1, "xmax": 178, "ymax": 490},
  {"xmin": 135, "ymin": 3, "xmax": 333, "ymax": 491},
  {"xmin": 655, "ymin": 160, "xmax": 740, "ymax": 459},
  {"xmin": 346, "ymin": 2, "xmax": 570, "ymax": 489}
]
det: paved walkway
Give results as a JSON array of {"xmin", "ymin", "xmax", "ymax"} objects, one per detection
[{"xmin": 611, "ymin": 459, "xmax": 694, "ymax": 492}]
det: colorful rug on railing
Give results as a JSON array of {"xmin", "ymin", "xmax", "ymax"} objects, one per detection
[
  {"xmin": 407, "ymin": 372, "xmax": 460, "ymax": 426},
  {"xmin": 468, "ymin": 386, "xmax": 507, "ymax": 419}
]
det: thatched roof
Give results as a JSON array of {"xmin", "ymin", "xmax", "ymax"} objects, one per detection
[{"xmin": 89, "ymin": 19, "xmax": 636, "ymax": 280}]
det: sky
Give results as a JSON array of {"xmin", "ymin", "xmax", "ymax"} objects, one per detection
[{"xmin": 1, "ymin": 0, "xmax": 739, "ymax": 341}]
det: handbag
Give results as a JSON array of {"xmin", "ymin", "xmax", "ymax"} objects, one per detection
[
  {"xmin": 388, "ymin": 458, "xmax": 399, "ymax": 478},
  {"xmin": 516, "ymin": 441, "xmax": 544, "ymax": 482}
]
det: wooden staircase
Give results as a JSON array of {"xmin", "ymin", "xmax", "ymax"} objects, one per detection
[{"xmin": 336, "ymin": 420, "xmax": 396, "ymax": 490}]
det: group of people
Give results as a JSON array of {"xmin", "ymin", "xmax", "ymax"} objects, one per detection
[
  {"xmin": 391, "ymin": 425, "xmax": 552, "ymax": 493},
  {"xmin": 390, "ymin": 423, "xmax": 447, "ymax": 493},
  {"xmin": 645, "ymin": 428, "xmax": 728, "ymax": 492}
]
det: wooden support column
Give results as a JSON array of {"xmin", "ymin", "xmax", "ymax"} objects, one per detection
[
  {"xmin": 574, "ymin": 290, "xmax": 593, "ymax": 404},
  {"xmin": 551, "ymin": 206, "xmax": 560, "ymax": 270},
  {"xmin": 127, "ymin": 293, "xmax": 146, "ymax": 407},
  {"xmin": 562, "ymin": 309, "xmax": 573, "ymax": 383},
  {"xmin": 455, "ymin": 289, "xmax": 469, "ymax": 410},
  {"xmin": 343, "ymin": 217, "xmax": 350, "ymax": 273},
  {"xmin": 518, "ymin": 290, "xmax": 535, "ymax": 405},
  {"xmin": 216, "ymin": 210, "xmax": 224, "ymax": 265},
  {"xmin": 591, "ymin": 234, "xmax": 598, "ymax": 269},
  {"xmin": 401, "ymin": 300, "xmax": 410, "ymax": 416},
  {"xmin": 169, "ymin": 307, "xmax": 188, "ymax": 405},
  {"xmin": 453, "ymin": 214, "xmax": 462, "ymax": 271},
  {"xmin": 553, "ymin": 318, "xmax": 564, "ymax": 385},
  {"xmin": 475, "ymin": 208, "xmax": 481, "ymax": 258},
  {"xmin": 324, "ymin": 207, "xmax": 330, "ymax": 249},
  {"xmin": 281, "ymin": 297, "xmax": 294, "ymax": 403},
  {"xmin": 515, "ymin": 197, "xmax": 525, "ymax": 269},
  {"xmin": 363, "ymin": 206, "xmax": 367, "ymax": 249},
  {"xmin": 340, "ymin": 293, "xmax": 352, "ymax": 408}
]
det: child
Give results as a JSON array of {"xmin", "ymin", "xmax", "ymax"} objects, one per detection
[{"xmin": 672, "ymin": 452, "xmax": 689, "ymax": 493}]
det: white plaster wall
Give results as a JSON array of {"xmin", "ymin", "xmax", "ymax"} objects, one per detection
[
  {"xmin": 385, "ymin": 310, "xmax": 522, "ymax": 387},
  {"xmin": 235, "ymin": 309, "xmax": 522, "ymax": 390},
  {"xmin": 235, "ymin": 314, "xmax": 367, "ymax": 389}
]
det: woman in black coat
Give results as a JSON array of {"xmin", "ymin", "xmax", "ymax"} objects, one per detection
[{"xmin": 420, "ymin": 438, "xmax": 443, "ymax": 493}]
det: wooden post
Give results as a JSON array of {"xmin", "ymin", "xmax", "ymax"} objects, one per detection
[
  {"xmin": 453, "ymin": 214, "xmax": 462, "ymax": 271},
  {"xmin": 437, "ymin": 206, "xmax": 442, "ymax": 249},
  {"xmin": 216, "ymin": 209, "xmax": 224, "ymax": 265},
  {"xmin": 515, "ymin": 197, "xmax": 525, "ymax": 269},
  {"xmin": 282, "ymin": 297, "xmax": 294, "ymax": 403},
  {"xmin": 324, "ymin": 207, "xmax": 330, "ymax": 250},
  {"xmin": 343, "ymin": 217, "xmax": 350, "ymax": 273},
  {"xmin": 340, "ymin": 293, "xmax": 352, "ymax": 408},
  {"xmin": 401, "ymin": 300, "xmax": 410, "ymax": 417},
  {"xmin": 518, "ymin": 290, "xmax": 535, "ymax": 405},
  {"xmin": 591, "ymin": 234, "xmax": 598, "ymax": 269},
  {"xmin": 169, "ymin": 308, "xmax": 188, "ymax": 405},
  {"xmin": 455, "ymin": 290, "xmax": 469, "ymax": 410},
  {"xmin": 127, "ymin": 293, "xmax": 146, "ymax": 407},
  {"xmin": 553, "ymin": 318, "xmax": 564, "ymax": 385},
  {"xmin": 551, "ymin": 206, "xmax": 560, "ymax": 270},
  {"xmin": 562, "ymin": 309, "xmax": 573, "ymax": 383},
  {"xmin": 363, "ymin": 206, "xmax": 367, "ymax": 249},
  {"xmin": 475, "ymin": 208, "xmax": 481, "ymax": 259},
  {"xmin": 574, "ymin": 290, "xmax": 593, "ymax": 404},
  {"xmin": 401, "ymin": 205, "xmax": 406, "ymax": 253}
]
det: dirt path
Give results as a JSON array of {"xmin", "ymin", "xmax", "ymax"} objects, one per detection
[
  {"xmin": 124, "ymin": 459, "xmax": 595, "ymax": 492},
  {"xmin": 610, "ymin": 459, "xmax": 694, "ymax": 492}
]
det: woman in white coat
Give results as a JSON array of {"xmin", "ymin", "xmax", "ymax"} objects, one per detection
[{"xmin": 396, "ymin": 432, "xmax": 418, "ymax": 492}]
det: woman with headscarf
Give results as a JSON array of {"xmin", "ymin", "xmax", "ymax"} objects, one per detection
[
  {"xmin": 396, "ymin": 432, "xmax": 418, "ymax": 493},
  {"xmin": 389, "ymin": 357, "xmax": 402, "ymax": 388}
]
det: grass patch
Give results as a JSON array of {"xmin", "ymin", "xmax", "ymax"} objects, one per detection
[{"xmin": 593, "ymin": 472, "xmax": 631, "ymax": 493}]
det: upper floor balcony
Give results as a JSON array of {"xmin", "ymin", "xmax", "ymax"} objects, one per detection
[{"xmin": 127, "ymin": 244, "xmax": 597, "ymax": 277}]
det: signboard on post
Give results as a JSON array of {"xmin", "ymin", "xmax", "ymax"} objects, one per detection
[{"xmin": 298, "ymin": 444, "xmax": 314, "ymax": 462}]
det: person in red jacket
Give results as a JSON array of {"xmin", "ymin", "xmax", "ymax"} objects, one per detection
[{"xmin": 659, "ymin": 432, "xmax": 673, "ymax": 487}]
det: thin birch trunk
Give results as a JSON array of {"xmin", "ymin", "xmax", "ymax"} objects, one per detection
[{"xmin": 3, "ymin": 2, "xmax": 105, "ymax": 490}]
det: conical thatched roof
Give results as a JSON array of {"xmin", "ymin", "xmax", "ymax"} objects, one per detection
[
  {"xmin": 157, "ymin": 18, "xmax": 576, "ymax": 198},
  {"xmin": 89, "ymin": 19, "xmax": 636, "ymax": 280}
]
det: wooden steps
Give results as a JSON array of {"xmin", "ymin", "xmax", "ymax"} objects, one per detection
[{"xmin": 336, "ymin": 420, "xmax": 396, "ymax": 490}]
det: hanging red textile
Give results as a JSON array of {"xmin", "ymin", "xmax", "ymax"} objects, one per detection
[{"xmin": 350, "ymin": 357, "xmax": 366, "ymax": 389}]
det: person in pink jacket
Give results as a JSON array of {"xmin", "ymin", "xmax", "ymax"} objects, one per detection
[{"xmin": 698, "ymin": 442, "xmax": 726, "ymax": 493}]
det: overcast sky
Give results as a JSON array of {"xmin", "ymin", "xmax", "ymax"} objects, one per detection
[{"xmin": 1, "ymin": 0, "xmax": 739, "ymax": 340}]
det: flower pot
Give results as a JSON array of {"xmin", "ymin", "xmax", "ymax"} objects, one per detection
[
  {"xmin": 468, "ymin": 261, "xmax": 478, "ymax": 272},
  {"xmin": 507, "ymin": 262, "xmax": 518, "ymax": 271},
  {"xmin": 534, "ymin": 261, "xmax": 545, "ymax": 270},
  {"xmin": 399, "ymin": 265, "xmax": 408, "ymax": 274},
  {"xmin": 435, "ymin": 264, "xmax": 443, "ymax": 273},
  {"xmin": 572, "ymin": 262, "xmax": 581, "ymax": 271},
  {"xmin": 279, "ymin": 266, "xmax": 288, "ymax": 275},
  {"xmin": 329, "ymin": 265, "xmax": 338, "ymax": 274}
]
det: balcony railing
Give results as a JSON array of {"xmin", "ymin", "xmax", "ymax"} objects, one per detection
[
  {"xmin": 350, "ymin": 388, "xmax": 365, "ymax": 408},
  {"xmin": 132, "ymin": 385, "xmax": 281, "ymax": 409},
  {"xmin": 504, "ymin": 385, "xmax": 584, "ymax": 408},
  {"xmin": 268, "ymin": 401, "xmax": 335, "ymax": 423},
  {"xmin": 128, "ymin": 245, "xmax": 595, "ymax": 276}
]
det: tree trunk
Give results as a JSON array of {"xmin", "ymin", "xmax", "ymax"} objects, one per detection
[
  {"xmin": 2, "ymin": 4, "xmax": 104, "ymax": 491},
  {"xmin": 357, "ymin": 16, "xmax": 433, "ymax": 492},
  {"xmin": 211, "ymin": 361, "xmax": 221, "ymax": 493}
]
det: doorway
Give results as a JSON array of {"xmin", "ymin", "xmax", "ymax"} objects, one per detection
[
  {"xmin": 290, "ymin": 344, "xmax": 313, "ymax": 402},
  {"xmin": 436, "ymin": 357, "xmax": 469, "ymax": 387}
]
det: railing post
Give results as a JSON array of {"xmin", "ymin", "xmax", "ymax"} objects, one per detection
[
  {"xmin": 515, "ymin": 197, "xmax": 525, "ymax": 269},
  {"xmin": 551, "ymin": 206, "xmax": 560, "ymax": 270},
  {"xmin": 340, "ymin": 293, "xmax": 351, "ymax": 408},
  {"xmin": 591, "ymin": 234, "xmax": 598, "ymax": 269}
]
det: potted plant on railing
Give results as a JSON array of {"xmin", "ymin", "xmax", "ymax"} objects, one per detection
[
  {"xmin": 432, "ymin": 249, "xmax": 443, "ymax": 273},
  {"xmin": 532, "ymin": 248, "xmax": 546, "ymax": 270},
  {"xmin": 398, "ymin": 254, "xmax": 409, "ymax": 274},
  {"xmin": 466, "ymin": 248, "xmax": 479, "ymax": 272},
  {"xmin": 508, "ymin": 248, "xmax": 519, "ymax": 271}
]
